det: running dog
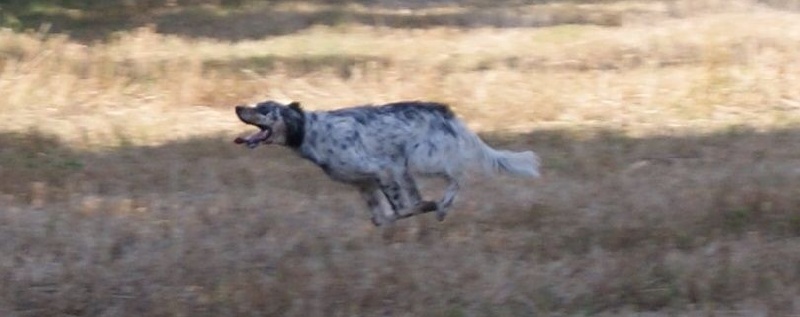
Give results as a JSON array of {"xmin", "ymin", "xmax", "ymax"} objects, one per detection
[{"xmin": 234, "ymin": 100, "xmax": 540, "ymax": 226}]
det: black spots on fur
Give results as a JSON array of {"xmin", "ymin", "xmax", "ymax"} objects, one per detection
[
  {"xmin": 351, "ymin": 111, "xmax": 375, "ymax": 125},
  {"xmin": 329, "ymin": 134, "xmax": 355, "ymax": 151},
  {"xmin": 254, "ymin": 100, "xmax": 292, "ymax": 115},
  {"xmin": 382, "ymin": 101, "xmax": 455, "ymax": 120},
  {"xmin": 255, "ymin": 104, "xmax": 273, "ymax": 115},
  {"xmin": 412, "ymin": 142, "xmax": 424, "ymax": 162},
  {"xmin": 383, "ymin": 103, "xmax": 421, "ymax": 120},
  {"xmin": 427, "ymin": 103, "xmax": 455, "ymax": 119},
  {"xmin": 328, "ymin": 107, "xmax": 377, "ymax": 124},
  {"xmin": 328, "ymin": 137, "xmax": 349, "ymax": 151},
  {"xmin": 402, "ymin": 110, "xmax": 417, "ymax": 120},
  {"xmin": 427, "ymin": 142, "xmax": 437, "ymax": 157},
  {"xmin": 346, "ymin": 130, "xmax": 361, "ymax": 144},
  {"xmin": 381, "ymin": 184, "xmax": 404, "ymax": 212},
  {"xmin": 433, "ymin": 119, "xmax": 457, "ymax": 137}
]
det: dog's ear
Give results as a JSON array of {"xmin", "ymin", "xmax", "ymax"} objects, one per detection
[{"xmin": 288, "ymin": 101, "xmax": 302, "ymax": 113}]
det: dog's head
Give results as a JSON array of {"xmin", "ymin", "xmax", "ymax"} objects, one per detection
[{"xmin": 234, "ymin": 100, "xmax": 305, "ymax": 148}]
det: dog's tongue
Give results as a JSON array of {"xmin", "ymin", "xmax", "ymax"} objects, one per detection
[
  {"xmin": 234, "ymin": 130, "xmax": 271, "ymax": 147},
  {"xmin": 250, "ymin": 130, "xmax": 271, "ymax": 142}
]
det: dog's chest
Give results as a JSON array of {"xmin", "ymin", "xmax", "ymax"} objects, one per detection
[
  {"xmin": 299, "ymin": 140, "xmax": 376, "ymax": 183},
  {"xmin": 304, "ymin": 152, "xmax": 372, "ymax": 183}
]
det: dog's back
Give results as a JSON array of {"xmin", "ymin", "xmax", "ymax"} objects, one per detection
[
  {"xmin": 302, "ymin": 101, "xmax": 539, "ymax": 180},
  {"xmin": 324, "ymin": 102, "xmax": 456, "ymax": 141}
]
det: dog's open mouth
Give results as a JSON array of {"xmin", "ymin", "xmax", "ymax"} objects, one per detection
[{"xmin": 234, "ymin": 127, "xmax": 273, "ymax": 149}]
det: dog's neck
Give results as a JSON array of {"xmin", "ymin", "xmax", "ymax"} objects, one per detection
[
  {"xmin": 283, "ymin": 106, "xmax": 306, "ymax": 149},
  {"xmin": 294, "ymin": 112, "xmax": 324, "ymax": 164}
]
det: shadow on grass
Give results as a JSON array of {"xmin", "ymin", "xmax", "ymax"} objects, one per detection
[
  {"xmin": 2, "ymin": 125, "xmax": 799, "ymax": 241},
  {"xmin": 151, "ymin": 3, "xmax": 625, "ymax": 41},
  {"xmin": 2, "ymin": 125, "xmax": 800, "ymax": 314},
  {"xmin": 10, "ymin": 0, "xmax": 800, "ymax": 43},
  {"xmin": 6, "ymin": 0, "xmax": 631, "ymax": 42}
]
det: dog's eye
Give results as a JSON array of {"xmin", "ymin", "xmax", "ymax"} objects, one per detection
[{"xmin": 256, "ymin": 106, "xmax": 271, "ymax": 115}]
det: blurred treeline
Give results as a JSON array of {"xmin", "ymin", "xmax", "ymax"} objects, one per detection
[
  {"xmin": 0, "ymin": 0, "xmax": 514, "ymax": 27},
  {"xmin": 0, "ymin": 0, "xmax": 551, "ymax": 33},
  {"xmin": 0, "ymin": 0, "xmax": 336, "ymax": 31},
  {"xmin": 0, "ymin": 0, "xmax": 528, "ymax": 12},
  {"xmin": 1, "ymin": 0, "xmax": 797, "ymax": 34},
  {"xmin": 0, "ymin": 0, "xmax": 263, "ymax": 17}
]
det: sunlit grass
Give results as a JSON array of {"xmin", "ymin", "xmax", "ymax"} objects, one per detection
[{"xmin": 2, "ymin": 6, "xmax": 800, "ymax": 146}]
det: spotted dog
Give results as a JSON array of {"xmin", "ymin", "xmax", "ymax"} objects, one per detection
[{"xmin": 234, "ymin": 100, "xmax": 540, "ymax": 226}]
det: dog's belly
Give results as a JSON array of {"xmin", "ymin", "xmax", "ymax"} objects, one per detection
[{"xmin": 317, "ymin": 161, "xmax": 376, "ymax": 184}]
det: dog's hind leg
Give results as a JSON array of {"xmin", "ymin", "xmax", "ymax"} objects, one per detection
[
  {"xmin": 435, "ymin": 176, "xmax": 460, "ymax": 221},
  {"xmin": 401, "ymin": 170, "xmax": 437, "ymax": 218},
  {"xmin": 374, "ymin": 169, "xmax": 431, "ymax": 218},
  {"xmin": 395, "ymin": 171, "xmax": 438, "ymax": 218},
  {"xmin": 359, "ymin": 185, "xmax": 394, "ymax": 226},
  {"xmin": 374, "ymin": 166, "xmax": 439, "ymax": 223}
]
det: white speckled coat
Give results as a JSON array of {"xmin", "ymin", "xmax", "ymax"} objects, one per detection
[{"xmin": 234, "ymin": 100, "xmax": 540, "ymax": 226}]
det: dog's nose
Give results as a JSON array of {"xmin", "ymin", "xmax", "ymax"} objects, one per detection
[{"xmin": 235, "ymin": 105, "xmax": 246, "ymax": 113}]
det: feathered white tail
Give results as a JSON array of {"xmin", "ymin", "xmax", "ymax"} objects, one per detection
[
  {"xmin": 480, "ymin": 147, "xmax": 541, "ymax": 178},
  {"xmin": 450, "ymin": 119, "xmax": 541, "ymax": 178}
]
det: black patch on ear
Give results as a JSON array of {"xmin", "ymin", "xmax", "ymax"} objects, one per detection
[
  {"xmin": 288, "ymin": 102, "xmax": 302, "ymax": 113},
  {"xmin": 281, "ymin": 104, "xmax": 305, "ymax": 149}
]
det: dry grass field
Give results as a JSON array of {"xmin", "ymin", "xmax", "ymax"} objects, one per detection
[{"xmin": 1, "ymin": 0, "xmax": 800, "ymax": 316}]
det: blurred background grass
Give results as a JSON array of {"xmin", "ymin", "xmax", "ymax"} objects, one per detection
[{"xmin": 1, "ymin": 0, "xmax": 800, "ymax": 316}]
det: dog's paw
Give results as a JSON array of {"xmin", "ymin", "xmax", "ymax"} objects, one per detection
[
  {"xmin": 418, "ymin": 201, "xmax": 438, "ymax": 213},
  {"xmin": 435, "ymin": 207, "xmax": 447, "ymax": 222},
  {"xmin": 371, "ymin": 215, "xmax": 397, "ymax": 227}
]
